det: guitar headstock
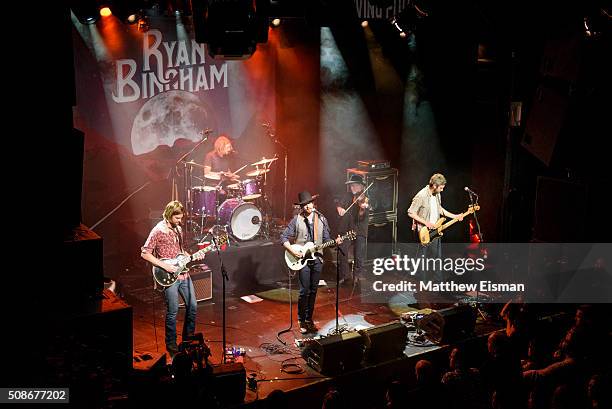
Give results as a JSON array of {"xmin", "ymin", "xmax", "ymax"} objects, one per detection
[
  {"xmin": 215, "ymin": 233, "xmax": 229, "ymax": 246},
  {"xmin": 345, "ymin": 230, "xmax": 357, "ymax": 240},
  {"xmin": 467, "ymin": 204, "xmax": 481, "ymax": 213}
]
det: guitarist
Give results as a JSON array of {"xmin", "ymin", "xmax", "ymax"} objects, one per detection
[
  {"xmin": 141, "ymin": 200, "xmax": 205, "ymax": 361},
  {"xmin": 281, "ymin": 191, "xmax": 342, "ymax": 334},
  {"xmin": 407, "ymin": 174, "xmax": 463, "ymax": 269}
]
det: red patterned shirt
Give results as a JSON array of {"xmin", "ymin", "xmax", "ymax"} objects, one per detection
[{"xmin": 141, "ymin": 221, "xmax": 189, "ymax": 280}]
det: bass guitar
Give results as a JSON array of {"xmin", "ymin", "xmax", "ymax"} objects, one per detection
[
  {"xmin": 419, "ymin": 204, "xmax": 480, "ymax": 245},
  {"xmin": 152, "ymin": 234, "xmax": 228, "ymax": 287},
  {"xmin": 285, "ymin": 230, "xmax": 356, "ymax": 271}
]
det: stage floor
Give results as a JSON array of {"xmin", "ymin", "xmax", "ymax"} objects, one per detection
[{"xmin": 126, "ymin": 255, "xmax": 504, "ymax": 407}]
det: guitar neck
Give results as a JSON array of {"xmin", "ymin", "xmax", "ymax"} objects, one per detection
[
  {"xmin": 315, "ymin": 239, "xmax": 337, "ymax": 252},
  {"xmin": 314, "ymin": 232, "xmax": 353, "ymax": 252},
  {"xmin": 439, "ymin": 210, "xmax": 472, "ymax": 231}
]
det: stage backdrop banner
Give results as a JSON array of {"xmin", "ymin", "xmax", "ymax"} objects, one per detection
[{"xmin": 71, "ymin": 13, "xmax": 277, "ymax": 239}]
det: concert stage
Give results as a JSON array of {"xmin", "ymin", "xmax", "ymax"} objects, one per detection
[{"xmin": 125, "ymin": 241, "xmax": 506, "ymax": 408}]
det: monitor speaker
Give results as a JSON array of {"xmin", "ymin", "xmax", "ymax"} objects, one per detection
[
  {"xmin": 359, "ymin": 321, "xmax": 408, "ymax": 364},
  {"xmin": 301, "ymin": 331, "xmax": 365, "ymax": 375},
  {"xmin": 417, "ymin": 304, "xmax": 476, "ymax": 344}
]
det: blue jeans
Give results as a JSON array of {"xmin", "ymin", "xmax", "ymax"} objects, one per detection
[
  {"xmin": 298, "ymin": 260, "xmax": 322, "ymax": 322},
  {"xmin": 163, "ymin": 275, "xmax": 197, "ymax": 354},
  {"xmin": 416, "ymin": 238, "xmax": 443, "ymax": 281}
]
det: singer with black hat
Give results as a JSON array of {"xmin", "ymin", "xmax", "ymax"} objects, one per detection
[{"xmin": 280, "ymin": 191, "xmax": 342, "ymax": 334}]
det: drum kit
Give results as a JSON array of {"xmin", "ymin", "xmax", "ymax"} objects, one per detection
[{"xmin": 184, "ymin": 156, "xmax": 278, "ymax": 243}]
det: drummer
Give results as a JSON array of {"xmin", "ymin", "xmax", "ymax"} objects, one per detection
[{"xmin": 202, "ymin": 135, "xmax": 243, "ymax": 201}]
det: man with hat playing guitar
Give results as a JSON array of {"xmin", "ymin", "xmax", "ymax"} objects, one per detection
[{"xmin": 281, "ymin": 191, "xmax": 343, "ymax": 334}]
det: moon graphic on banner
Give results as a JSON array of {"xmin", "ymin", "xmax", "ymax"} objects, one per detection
[{"xmin": 131, "ymin": 90, "xmax": 214, "ymax": 155}]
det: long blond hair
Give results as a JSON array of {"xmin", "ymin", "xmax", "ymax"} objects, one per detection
[
  {"xmin": 214, "ymin": 135, "xmax": 232, "ymax": 155},
  {"xmin": 163, "ymin": 200, "xmax": 184, "ymax": 221}
]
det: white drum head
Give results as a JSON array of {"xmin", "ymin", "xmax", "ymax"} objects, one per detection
[{"xmin": 230, "ymin": 202, "xmax": 262, "ymax": 240}]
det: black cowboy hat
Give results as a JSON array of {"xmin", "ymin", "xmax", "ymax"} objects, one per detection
[
  {"xmin": 294, "ymin": 191, "xmax": 319, "ymax": 206},
  {"xmin": 345, "ymin": 174, "xmax": 366, "ymax": 186}
]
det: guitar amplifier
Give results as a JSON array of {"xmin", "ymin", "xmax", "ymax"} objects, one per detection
[
  {"xmin": 357, "ymin": 159, "xmax": 390, "ymax": 170},
  {"xmin": 366, "ymin": 216, "xmax": 397, "ymax": 261},
  {"xmin": 347, "ymin": 167, "xmax": 398, "ymax": 219},
  {"xmin": 179, "ymin": 264, "xmax": 212, "ymax": 306}
]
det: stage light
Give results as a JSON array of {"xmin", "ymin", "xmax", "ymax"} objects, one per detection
[
  {"xmin": 191, "ymin": 0, "xmax": 269, "ymax": 59},
  {"xmin": 99, "ymin": 7, "xmax": 112, "ymax": 17},
  {"xmin": 361, "ymin": 20, "xmax": 369, "ymax": 28},
  {"xmin": 271, "ymin": 18, "xmax": 281, "ymax": 27},
  {"xmin": 389, "ymin": 1, "xmax": 430, "ymax": 38},
  {"xmin": 137, "ymin": 16, "xmax": 150, "ymax": 32},
  {"xmin": 71, "ymin": 2, "xmax": 100, "ymax": 25},
  {"xmin": 583, "ymin": 7, "xmax": 610, "ymax": 39},
  {"xmin": 111, "ymin": 0, "xmax": 145, "ymax": 25}
]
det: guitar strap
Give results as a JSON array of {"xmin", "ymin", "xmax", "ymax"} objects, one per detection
[
  {"xmin": 313, "ymin": 213, "xmax": 319, "ymax": 245},
  {"xmin": 175, "ymin": 226, "xmax": 184, "ymax": 254}
]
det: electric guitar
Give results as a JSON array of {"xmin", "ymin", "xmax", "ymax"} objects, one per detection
[
  {"xmin": 152, "ymin": 234, "xmax": 228, "ymax": 287},
  {"xmin": 419, "ymin": 204, "xmax": 480, "ymax": 245},
  {"xmin": 285, "ymin": 230, "xmax": 357, "ymax": 271}
]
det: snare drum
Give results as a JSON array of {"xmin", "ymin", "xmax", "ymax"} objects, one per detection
[
  {"xmin": 217, "ymin": 198, "xmax": 262, "ymax": 240},
  {"xmin": 226, "ymin": 182, "xmax": 242, "ymax": 198},
  {"xmin": 241, "ymin": 179, "xmax": 261, "ymax": 200},
  {"xmin": 191, "ymin": 186, "xmax": 217, "ymax": 216}
]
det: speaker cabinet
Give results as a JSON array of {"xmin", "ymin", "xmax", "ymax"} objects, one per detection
[
  {"xmin": 347, "ymin": 167, "xmax": 398, "ymax": 219},
  {"xmin": 61, "ymin": 224, "xmax": 104, "ymax": 304},
  {"xmin": 366, "ymin": 216, "xmax": 397, "ymax": 261},
  {"xmin": 534, "ymin": 177, "xmax": 586, "ymax": 242},
  {"xmin": 359, "ymin": 321, "xmax": 408, "ymax": 364},
  {"xmin": 302, "ymin": 331, "xmax": 365, "ymax": 375},
  {"xmin": 179, "ymin": 265, "xmax": 212, "ymax": 306},
  {"xmin": 417, "ymin": 304, "xmax": 476, "ymax": 344},
  {"xmin": 211, "ymin": 362, "xmax": 246, "ymax": 405},
  {"xmin": 523, "ymin": 85, "xmax": 569, "ymax": 166}
]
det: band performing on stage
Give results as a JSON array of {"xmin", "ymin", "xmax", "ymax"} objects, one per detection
[
  {"xmin": 56, "ymin": 5, "xmax": 612, "ymax": 407},
  {"xmin": 140, "ymin": 133, "xmax": 484, "ymax": 354}
]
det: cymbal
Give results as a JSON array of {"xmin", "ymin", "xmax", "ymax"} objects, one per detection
[
  {"xmin": 251, "ymin": 157, "xmax": 278, "ymax": 166},
  {"xmin": 204, "ymin": 173, "xmax": 221, "ymax": 180},
  {"xmin": 185, "ymin": 161, "xmax": 206, "ymax": 169},
  {"xmin": 205, "ymin": 171, "xmax": 240, "ymax": 181},
  {"xmin": 246, "ymin": 169, "xmax": 270, "ymax": 177}
]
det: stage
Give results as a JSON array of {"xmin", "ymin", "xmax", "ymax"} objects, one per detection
[{"xmin": 122, "ymin": 239, "xmax": 506, "ymax": 408}]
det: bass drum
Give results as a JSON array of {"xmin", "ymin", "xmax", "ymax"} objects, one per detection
[{"xmin": 217, "ymin": 198, "xmax": 262, "ymax": 240}]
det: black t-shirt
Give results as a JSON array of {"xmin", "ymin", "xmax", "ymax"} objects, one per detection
[
  {"xmin": 335, "ymin": 191, "xmax": 369, "ymax": 236},
  {"xmin": 204, "ymin": 151, "xmax": 232, "ymax": 173}
]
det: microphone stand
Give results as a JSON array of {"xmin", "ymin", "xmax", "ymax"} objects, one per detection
[
  {"xmin": 173, "ymin": 133, "xmax": 210, "ymax": 243},
  {"xmin": 263, "ymin": 124, "xmax": 288, "ymax": 223},
  {"xmin": 467, "ymin": 190, "xmax": 486, "ymax": 318},
  {"xmin": 210, "ymin": 232, "xmax": 230, "ymax": 363},
  {"xmin": 316, "ymin": 209, "xmax": 344, "ymax": 335}
]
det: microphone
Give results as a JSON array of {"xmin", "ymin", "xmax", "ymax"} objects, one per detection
[
  {"xmin": 464, "ymin": 186, "xmax": 478, "ymax": 196},
  {"xmin": 200, "ymin": 128, "xmax": 212, "ymax": 135}
]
